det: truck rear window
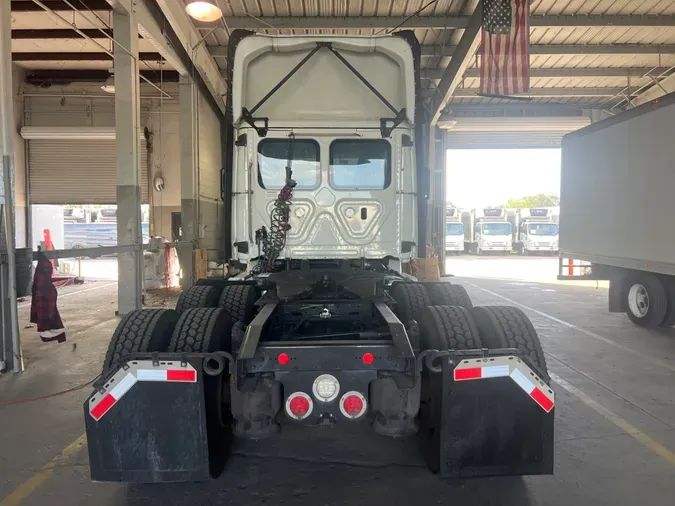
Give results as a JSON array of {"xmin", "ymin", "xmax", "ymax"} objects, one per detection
[
  {"xmin": 258, "ymin": 139, "xmax": 320, "ymax": 190},
  {"xmin": 329, "ymin": 140, "xmax": 391, "ymax": 190}
]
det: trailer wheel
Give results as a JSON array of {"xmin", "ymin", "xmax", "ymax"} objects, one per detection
[
  {"xmin": 169, "ymin": 308, "xmax": 233, "ymax": 353},
  {"xmin": 624, "ymin": 274, "xmax": 668, "ymax": 327},
  {"xmin": 390, "ymin": 282, "xmax": 431, "ymax": 326},
  {"xmin": 102, "ymin": 309, "xmax": 179, "ymax": 375},
  {"xmin": 658, "ymin": 277, "xmax": 675, "ymax": 328},
  {"xmin": 418, "ymin": 305, "xmax": 482, "ymax": 352},
  {"xmin": 176, "ymin": 285, "xmax": 221, "ymax": 314},
  {"xmin": 471, "ymin": 306, "xmax": 549, "ymax": 381},
  {"xmin": 425, "ymin": 283, "xmax": 473, "ymax": 308},
  {"xmin": 218, "ymin": 284, "xmax": 259, "ymax": 324}
]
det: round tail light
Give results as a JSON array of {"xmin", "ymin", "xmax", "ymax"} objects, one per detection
[
  {"xmin": 286, "ymin": 392, "xmax": 313, "ymax": 420},
  {"xmin": 339, "ymin": 391, "xmax": 367, "ymax": 419},
  {"xmin": 312, "ymin": 374, "xmax": 340, "ymax": 402}
]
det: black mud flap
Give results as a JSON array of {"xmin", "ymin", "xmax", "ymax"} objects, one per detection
[
  {"xmin": 421, "ymin": 355, "xmax": 554, "ymax": 478},
  {"xmin": 84, "ymin": 358, "xmax": 227, "ymax": 483}
]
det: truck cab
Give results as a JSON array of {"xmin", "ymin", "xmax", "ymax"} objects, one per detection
[
  {"xmin": 445, "ymin": 207, "xmax": 464, "ymax": 254},
  {"xmin": 517, "ymin": 208, "xmax": 559, "ymax": 255}
]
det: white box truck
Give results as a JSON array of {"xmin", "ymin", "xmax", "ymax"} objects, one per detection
[
  {"xmin": 463, "ymin": 208, "xmax": 513, "ymax": 255},
  {"xmin": 513, "ymin": 208, "xmax": 559, "ymax": 255},
  {"xmin": 560, "ymin": 93, "xmax": 675, "ymax": 327},
  {"xmin": 445, "ymin": 207, "xmax": 464, "ymax": 254}
]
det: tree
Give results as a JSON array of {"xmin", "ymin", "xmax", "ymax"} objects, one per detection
[{"xmin": 503, "ymin": 193, "xmax": 560, "ymax": 208}]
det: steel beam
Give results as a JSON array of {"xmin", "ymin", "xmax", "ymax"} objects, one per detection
[
  {"xmin": 422, "ymin": 67, "xmax": 672, "ymax": 80},
  {"xmin": 421, "ymin": 43, "xmax": 675, "ymax": 57},
  {"xmin": 451, "ymin": 87, "xmax": 627, "ymax": 97},
  {"xmin": 113, "ymin": 7, "xmax": 143, "ymax": 315},
  {"xmin": 25, "ymin": 69, "xmax": 180, "ymax": 84},
  {"xmin": 178, "ymin": 75, "xmax": 198, "ymax": 289},
  {"xmin": 107, "ymin": 0, "xmax": 189, "ymax": 76},
  {"xmin": 11, "ymin": 0, "xmax": 110, "ymax": 11},
  {"xmin": 1, "ymin": 0, "xmax": 21, "ymax": 373},
  {"xmin": 220, "ymin": 14, "xmax": 675, "ymax": 30},
  {"xmin": 154, "ymin": 0, "xmax": 227, "ymax": 114},
  {"xmin": 12, "ymin": 28, "xmax": 115, "ymax": 39},
  {"xmin": 430, "ymin": 5, "xmax": 482, "ymax": 125},
  {"xmin": 12, "ymin": 52, "xmax": 163, "ymax": 61}
]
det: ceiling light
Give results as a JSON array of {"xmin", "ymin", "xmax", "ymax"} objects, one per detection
[
  {"xmin": 185, "ymin": 1, "xmax": 223, "ymax": 22},
  {"xmin": 101, "ymin": 75, "xmax": 115, "ymax": 94}
]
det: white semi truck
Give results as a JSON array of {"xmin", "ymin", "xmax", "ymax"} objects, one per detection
[
  {"xmin": 83, "ymin": 31, "xmax": 554, "ymax": 484},
  {"xmin": 463, "ymin": 208, "xmax": 513, "ymax": 255},
  {"xmin": 560, "ymin": 92, "xmax": 675, "ymax": 327},
  {"xmin": 445, "ymin": 207, "xmax": 464, "ymax": 254},
  {"xmin": 512, "ymin": 208, "xmax": 559, "ymax": 255}
]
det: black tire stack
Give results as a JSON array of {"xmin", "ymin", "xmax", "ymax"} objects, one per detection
[
  {"xmin": 175, "ymin": 285, "xmax": 221, "ymax": 314},
  {"xmin": 15, "ymin": 248, "xmax": 34, "ymax": 297}
]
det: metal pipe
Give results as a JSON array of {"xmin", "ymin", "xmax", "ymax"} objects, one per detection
[{"xmin": 19, "ymin": 93, "xmax": 176, "ymax": 100}]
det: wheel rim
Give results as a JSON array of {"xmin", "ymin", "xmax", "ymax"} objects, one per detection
[{"xmin": 628, "ymin": 284, "xmax": 649, "ymax": 318}]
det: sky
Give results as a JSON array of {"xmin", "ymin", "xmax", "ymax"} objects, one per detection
[{"xmin": 446, "ymin": 148, "xmax": 561, "ymax": 209}]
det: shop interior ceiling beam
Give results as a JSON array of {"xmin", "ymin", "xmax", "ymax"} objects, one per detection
[
  {"xmin": 206, "ymin": 43, "xmax": 675, "ymax": 59},
  {"xmin": 220, "ymin": 14, "xmax": 675, "ymax": 30},
  {"xmin": 429, "ymin": 5, "xmax": 482, "ymax": 125},
  {"xmin": 423, "ymin": 67, "xmax": 673, "ymax": 80},
  {"xmin": 12, "ymin": 51, "xmax": 163, "ymax": 61},
  {"xmin": 106, "ymin": 0, "xmax": 188, "ymax": 75},
  {"xmin": 153, "ymin": 0, "xmax": 227, "ymax": 114},
  {"xmin": 448, "ymin": 87, "xmax": 627, "ymax": 98},
  {"xmin": 11, "ymin": 0, "xmax": 111, "ymax": 11}
]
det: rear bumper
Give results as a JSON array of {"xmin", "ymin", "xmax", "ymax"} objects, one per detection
[{"xmin": 84, "ymin": 348, "xmax": 555, "ymax": 482}]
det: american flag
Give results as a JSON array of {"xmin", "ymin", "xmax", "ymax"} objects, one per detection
[{"xmin": 480, "ymin": 0, "xmax": 530, "ymax": 96}]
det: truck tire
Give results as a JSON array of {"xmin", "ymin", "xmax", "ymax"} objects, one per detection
[
  {"xmin": 625, "ymin": 274, "xmax": 668, "ymax": 327},
  {"xmin": 169, "ymin": 308, "xmax": 233, "ymax": 353},
  {"xmin": 102, "ymin": 309, "xmax": 179, "ymax": 375},
  {"xmin": 658, "ymin": 277, "xmax": 675, "ymax": 328},
  {"xmin": 218, "ymin": 284, "xmax": 258, "ymax": 324},
  {"xmin": 390, "ymin": 282, "xmax": 431, "ymax": 326},
  {"xmin": 175, "ymin": 285, "xmax": 221, "ymax": 314},
  {"xmin": 471, "ymin": 306, "xmax": 549, "ymax": 381},
  {"xmin": 425, "ymin": 283, "xmax": 473, "ymax": 308},
  {"xmin": 418, "ymin": 305, "xmax": 482, "ymax": 351}
]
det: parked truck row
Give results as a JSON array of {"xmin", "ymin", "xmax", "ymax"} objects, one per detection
[{"xmin": 445, "ymin": 206, "xmax": 559, "ymax": 255}]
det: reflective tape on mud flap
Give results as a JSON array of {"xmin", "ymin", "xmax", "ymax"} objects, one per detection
[
  {"xmin": 453, "ymin": 356, "xmax": 555, "ymax": 413},
  {"xmin": 89, "ymin": 361, "xmax": 198, "ymax": 421}
]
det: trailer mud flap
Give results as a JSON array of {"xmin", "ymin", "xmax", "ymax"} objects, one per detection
[
  {"xmin": 84, "ymin": 359, "xmax": 226, "ymax": 483},
  {"xmin": 421, "ymin": 356, "xmax": 554, "ymax": 478}
]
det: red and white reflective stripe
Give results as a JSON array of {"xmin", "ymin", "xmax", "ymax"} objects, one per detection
[
  {"xmin": 90, "ymin": 372, "xmax": 137, "ymax": 421},
  {"xmin": 454, "ymin": 364, "xmax": 510, "ymax": 381},
  {"xmin": 89, "ymin": 361, "xmax": 198, "ymax": 421},
  {"xmin": 510, "ymin": 369, "xmax": 554, "ymax": 413},
  {"xmin": 453, "ymin": 357, "xmax": 555, "ymax": 413},
  {"xmin": 136, "ymin": 369, "xmax": 197, "ymax": 382}
]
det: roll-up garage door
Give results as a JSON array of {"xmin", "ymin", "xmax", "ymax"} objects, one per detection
[
  {"xmin": 29, "ymin": 139, "xmax": 149, "ymax": 204},
  {"xmin": 443, "ymin": 116, "xmax": 591, "ymax": 149}
]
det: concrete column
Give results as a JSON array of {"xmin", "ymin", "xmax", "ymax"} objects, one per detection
[
  {"xmin": 114, "ymin": 8, "xmax": 143, "ymax": 314},
  {"xmin": 0, "ymin": 0, "xmax": 21, "ymax": 372},
  {"xmin": 433, "ymin": 127, "xmax": 447, "ymax": 275},
  {"xmin": 178, "ymin": 75, "xmax": 198, "ymax": 288}
]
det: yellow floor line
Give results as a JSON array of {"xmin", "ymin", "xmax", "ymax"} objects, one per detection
[
  {"xmin": 551, "ymin": 373, "xmax": 675, "ymax": 466},
  {"xmin": 0, "ymin": 434, "xmax": 87, "ymax": 506}
]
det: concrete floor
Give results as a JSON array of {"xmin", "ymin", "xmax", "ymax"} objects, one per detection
[{"xmin": 2, "ymin": 258, "xmax": 675, "ymax": 505}]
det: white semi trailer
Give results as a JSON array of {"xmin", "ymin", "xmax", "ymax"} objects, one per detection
[{"xmin": 560, "ymin": 93, "xmax": 675, "ymax": 327}]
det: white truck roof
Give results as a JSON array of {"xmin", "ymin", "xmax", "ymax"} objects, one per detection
[{"xmin": 232, "ymin": 35, "xmax": 416, "ymax": 126}]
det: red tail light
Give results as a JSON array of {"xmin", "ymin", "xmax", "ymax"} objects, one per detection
[
  {"xmin": 339, "ymin": 391, "xmax": 367, "ymax": 419},
  {"xmin": 286, "ymin": 392, "xmax": 313, "ymax": 420}
]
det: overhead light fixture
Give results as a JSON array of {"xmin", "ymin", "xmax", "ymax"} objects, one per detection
[
  {"xmin": 185, "ymin": 1, "xmax": 223, "ymax": 22},
  {"xmin": 101, "ymin": 75, "xmax": 115, "ymax": 94}
]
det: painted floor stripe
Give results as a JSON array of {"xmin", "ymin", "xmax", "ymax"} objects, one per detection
[
  {"xmin": 551, "ymin": 373, "xmax": 675, "ymax": 466},
  {"xmin": 464, "ymin": 282, "xmax": 675, "ymax": 374},
  {"xmin": 0, "ymin": 433, "xmax": 87, "ymax": 506}
]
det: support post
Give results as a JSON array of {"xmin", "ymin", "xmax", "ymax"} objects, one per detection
[
  {"xmin": 114, "ymin": 7, "xmax": 143, "ymax": 314},
  {"xmin": 0, "ymin": 0, "xmax": 21, "ymax": 372},
  {"xmin": 179, "ymin": 75, "xmax": 198, "ymax": 288}
]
